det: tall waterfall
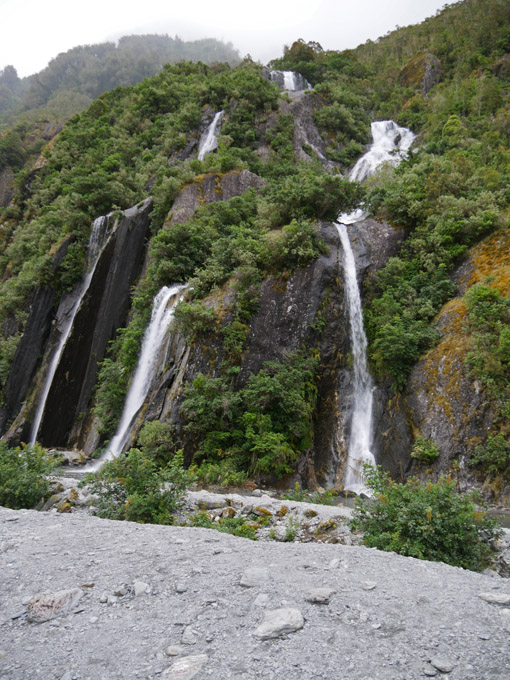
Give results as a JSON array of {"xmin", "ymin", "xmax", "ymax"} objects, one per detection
[
  {"xmin": 198, "ymin": 111, "xmax": 224, "ymax": 161},
  {"xmin": 337, "ymin": 120, "xmax": 415, "ymax": 493},
  {"xmin": 85, "ymin": 283, "xmax": 186, "ymax": 471},
  {"xmin": 29, "ymin": 215, "xmax": 114, "ymax": 446}
]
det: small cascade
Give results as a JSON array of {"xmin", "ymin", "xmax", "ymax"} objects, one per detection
[
  {"xmin": 349, "ymin": 120, "xmax": 415, "ymax": 184},
  {"xmin": 29, "ymin": 215, "xmax": 114, "ymax": 446},
  {"xmin": 268, "ymin": 70, "xmax": 311, "ymax": 91},
  {"xmin": 198, "ymin": 111, "xmax": 224, "ymax": 161},
  {"xmin": 85, "ymin": 283, "xmax": 186, "ymax": 471},
  {"xmin": 337, "ymin": 120, "xmax": 415, "ymax": 493}
]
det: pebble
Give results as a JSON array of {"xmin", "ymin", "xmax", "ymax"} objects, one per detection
[
  {"xmin": 362, "ymin": 581, "xmax": 377, "ymax": 591},
  {"xmin": 181, "ymin": 626, "xmax": 197, "ymax": 645},
  {"xmin": 175, "ymin": 583, "xmax": 188, "ymax": 594},
  {"xmin": 430, "ymin": 656, "xmax": 456, "ymax": 673},
  {"xmin": 253, "ymin": 608, "xmax": 304, "ymax": 640},
  {"xmin": 166, "ymin": 646, "xmax": 184, "ymax": 657}
]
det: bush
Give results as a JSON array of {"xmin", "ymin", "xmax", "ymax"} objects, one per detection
[
  {"xmin": 0, "ymin": 442, "xmax": 57, "ymax": 509},
  {"xmin": 350, "ymin": 465, "xmax": 501, "ymax": 571},
  {"xmin": 85, "ymin": 448, "xmax": 191, "ymax": 524},
  {"xmin": 411, "ymin": 436, "xmax": 440, "ymax": 463}
]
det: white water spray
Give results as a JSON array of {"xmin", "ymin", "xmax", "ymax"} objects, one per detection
[
  {"xmin": 30, "ymin": 216, "xmax": 114, "ymax": 446},
  {"xmin": 198, "ymin": 111, "xmax": 224, "ymax": 161},
  {"xmin": 337, "ymin": 120, "xmax": 415, "ymax": 494},
  {"xmin": 85, "ymin": 283, "xmax": 186, "ymax": 471}
]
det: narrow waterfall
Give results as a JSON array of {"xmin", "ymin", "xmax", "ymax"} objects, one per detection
[
  {"xmin": 336, "ymin": 223, "xmax": 376, "ymax": 493},
  {"xmin": 85, "ymin": 283, "xmax": 186, "ymax": 471},
  {"xmin": 337, "ymin": 120, "xmax": 415, "ymax": 493},
  {"xmin": 198, "ymin": 111, "xmax": 224, "ymax": 161},
  {"xmin": 29, "ymin": 215, "xmax": 114, "ymax": 446}
]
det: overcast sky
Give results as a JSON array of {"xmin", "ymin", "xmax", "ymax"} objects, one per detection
[{"xmin": 1, "ymin": 0, "xmax": 453, "ymax": 78}]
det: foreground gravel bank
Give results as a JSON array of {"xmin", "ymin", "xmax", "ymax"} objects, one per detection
[{"xmin": 1, "ymin": 505, "xmax": 510, "ymax": 680}]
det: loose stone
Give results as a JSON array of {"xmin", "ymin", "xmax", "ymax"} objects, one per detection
[
  {"xmin": 430, "ymin": 656, "xmax": 456, "ymax": 673},
  {"xmin": 162, "ymin": 654, "xmax": 209, "ymax": 679},
  {"xmin": 478, "ymin": 592, "xmax": 510, "ymax": 606},
  {"xmin": 133, "ymin": 580, "xmax": 150, "ymax": 597},
  {"xmin": 166, "ymin": 645, "xmax": 184, "ymax": 656},
  {"xmin": 304, "ymin": 588, "xmax": 336, "ymax": 604},
  {"xmin": 253, "ymin": 608, "xmax": 304, "ymax": 640},
  {"xmin": 240, "ymin": 567, "xmax": 270, "ymax": 587},
  {"xmin": 26, "ymin": 588, "xmax": 84, "ymax": 623}
]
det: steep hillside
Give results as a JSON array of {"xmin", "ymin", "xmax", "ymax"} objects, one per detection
[{"xmin": 0, "ymin": 0, "xmax": 509, "ymax": 499}]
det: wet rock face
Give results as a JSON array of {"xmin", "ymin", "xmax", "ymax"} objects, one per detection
[
  {"xmin": 37, "ymin": 199, "xmax": 153, "ymax": 448},
  {"xmin": 143, "ymin": 217, "xmax": 406, "ymax": 488},
  {"xmin": 0, "ymin": 236, "xmax": 74, "ymax": 437},
  {"xmin": 2, "ymin": 200, "xmax": 153, "ymax": 447}
]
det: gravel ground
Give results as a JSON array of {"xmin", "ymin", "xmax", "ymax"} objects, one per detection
[{"xmin": 1, "ymin": 505, "xmax": 510, "ymax": 680}]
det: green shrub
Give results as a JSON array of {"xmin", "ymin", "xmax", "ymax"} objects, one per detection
[
  {"xmin": 350, "ymin": 465, "xmax": 501, "ymax": 571},
  {"xmin": 85, "ymin": 449, "xmax": 191, "ymax": 524},
  {"xmin": 136, "ymin": 420, "xmax": 178, "ymax": 466},
  {"xmin": 0, "ymin": 442, "xmax": 57, "ymax": 509},
  {"xmin": 411, "ymin": 436, "xmax": 440, "ymax": 463},
  {"xmin": 188, "ymin": 510, "xmax": 257, "ymax": 540},
  {"xmin": 470, "ymin": 434, "xmax": 510, "ymax": 479}
]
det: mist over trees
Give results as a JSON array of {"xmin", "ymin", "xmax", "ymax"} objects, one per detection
[{"xmin": 0, "ymin": 34, "xmax": 240, "ymax": 125}]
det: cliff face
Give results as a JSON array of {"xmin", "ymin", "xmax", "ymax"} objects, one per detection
[
  {"xmin": 376, "ymin": 229, "xmax": 510, "ymax": 494},
  {"xmin": 2, "ymin": 199, "xmax": 152, "ymax": 447}
]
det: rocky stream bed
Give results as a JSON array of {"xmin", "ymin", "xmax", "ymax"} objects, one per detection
[{"xmin": 2, "ymin": 480, "xmax": 510, "ymax": 680}]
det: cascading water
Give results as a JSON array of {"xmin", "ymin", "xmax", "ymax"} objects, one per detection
[
  {"xmin": 198, "ymin": 111, "xmax": 224, "ymax": 161},
  {"xmin": 268, "ymin": 70, "xmax": 311, "ymax": 91},
  {"xmin": 85, "ymin": 283, "xmax": 187, "ymax": 471},
  {"xmin": 29, "ymin": 215, "xmax": 114, "ymax": 446},
  {"xmin": 337, "ymin": 120, "xmax": 415, "ymax": 494}
]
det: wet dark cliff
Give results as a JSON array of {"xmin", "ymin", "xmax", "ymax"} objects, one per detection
[{"xmin": 2, "ymin": 199, "xmax": 152, "ymax": 446}]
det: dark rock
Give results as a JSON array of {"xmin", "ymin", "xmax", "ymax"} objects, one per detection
[
  {"xmin": 0, "ymin": 236, "xmax": 74, "ymax": 438},
  {"xmin": 38, "ymin": 199, "xmax": 153, "ymax": 448}
]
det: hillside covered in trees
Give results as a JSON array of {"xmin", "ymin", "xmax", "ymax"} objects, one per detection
[{"xmin": 0, "ymin": 0, "xmax": 509, "ymax": 500}]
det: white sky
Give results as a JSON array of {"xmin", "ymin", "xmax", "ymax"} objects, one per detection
[{"xmin": 1, "ymin": 0, "xmax": 453, "ymax": 78}]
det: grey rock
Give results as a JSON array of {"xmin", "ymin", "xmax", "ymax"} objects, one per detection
[
  {"xmin": 478, "ymin": 591, "xmax": 510, "ymax": 606},
  {"xmin": 181, "ymin": 625, "xmax": 197, "ymax": 645},
  {"xmin": 26, "ymin": 588, "xmax": 83, "ymax": 623},
  {"xmin": 304, "ymin": 588, "xmax": 336, "ymax": 604},
  {"xmin": 430, "ymin": 656, "xmax": 456, "ymax": 673},
  {"xmin": 362, "ymin": 581, "xmax": 377, "ymax": 591},
  {"xmin": 162, "ymin": 654, "xmax": 208, "ymax": 679},
  {"xmin": 166, "ymin": 645, "xmax": 184, "ymax": 657},
  {"xmin": 240, "ymin": 567, "xmax": 270, "ymax": 588},
  {"xmin": 253, "ymin": 608, "xmax": 305, "ymax": 640},
  {"xmin": 133, "ymin": 580, "xmax": 150, "ymax": 597}
]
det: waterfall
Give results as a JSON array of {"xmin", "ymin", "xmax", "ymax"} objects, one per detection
[
  {"xmin": 198, "ymin": 111, "xmax": 224, "ymax": 161},
  {"xmin": 85, "ymin": 283, "xmax": 186, "ymax": 471},
  {"xmin": 337, "ymin": 120, "xmax": 415, "ymax": 493},
  {"xmin": 268, "ymin": 70, "xmax": 311, "ymax": 91},
  {"xmin": 29, "ymin": 215, "xmax": 114, "ymax": 446}
]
